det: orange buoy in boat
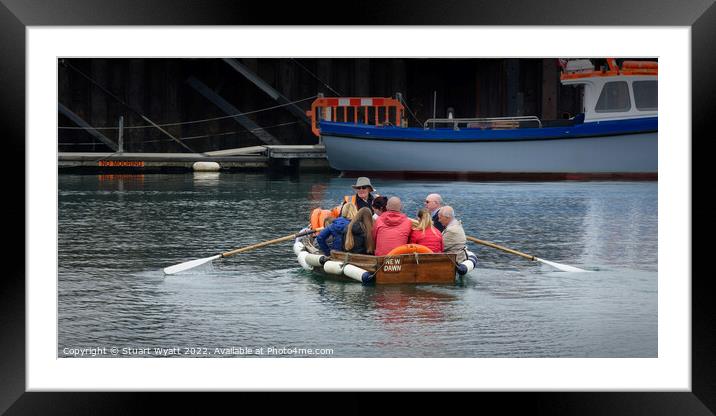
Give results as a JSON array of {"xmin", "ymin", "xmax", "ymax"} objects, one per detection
[{"xmin": 386, "ymin": 244, "xmax": 433, "ymax": 256}]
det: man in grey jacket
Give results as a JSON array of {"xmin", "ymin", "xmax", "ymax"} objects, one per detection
[{"xmin": 438, "ymin": 205, "xmax": 467, "ymax": 263}]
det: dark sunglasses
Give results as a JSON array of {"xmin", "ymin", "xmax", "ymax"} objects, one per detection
[{"xmin": 356, "ymin": 186, "xmax": 370, "ymax": 190}]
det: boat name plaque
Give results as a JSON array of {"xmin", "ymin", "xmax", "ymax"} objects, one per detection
[{"xmin": 383, "ymin": 258, "xmax": 402, "ymax": 273}]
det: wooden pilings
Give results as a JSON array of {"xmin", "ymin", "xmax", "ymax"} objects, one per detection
[
  {"xmin": 58, "ymin": 58, "xmax": 574, "ymax": 153},
  {"xmin": 541, "ymin": 59, "xmax": 559, "ymax": 121}
]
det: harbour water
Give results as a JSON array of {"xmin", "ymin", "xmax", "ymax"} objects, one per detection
[{"xmin": 58, "ymin": 173, "xmax": 657, "ymax": 358}]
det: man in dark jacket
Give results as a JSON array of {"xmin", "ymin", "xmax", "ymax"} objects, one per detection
[{"xmin": 424, "ymin": 193, "xmax": 445, "ymax": 232}]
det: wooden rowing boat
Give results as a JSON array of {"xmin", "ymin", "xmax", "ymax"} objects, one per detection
[
  {"xmin": 324, "ymin": 251, "xmax": 458, "ymax": 284},
  {"xmin": 293, "ymin": 235, "xmax": 476, "ymax": 285}
]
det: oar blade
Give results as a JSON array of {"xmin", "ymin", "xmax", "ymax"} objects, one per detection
[
  {"xmin": 163, "ymin": 255, "xmax": 222, "ymax": 275},
  {"xmin": 535, "ymin": 257, "xmax": 589, "ymax": 273}
]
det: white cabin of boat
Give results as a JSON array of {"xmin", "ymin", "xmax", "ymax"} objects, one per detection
[{"xmin": 560, "ymin": 58, "xmax": 658, "ymax": 123}]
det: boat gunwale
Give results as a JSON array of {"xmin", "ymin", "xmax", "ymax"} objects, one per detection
[
  {"xmin": 318, "ymin": 118, "xmax": 657, "ymax": 143},
  {"xmin": 296, "ymin": 238, "xmax": 461, "ymax": 284},
  {"xmin": 328, "ymin": 250, "xmax": 459, "ymax": 285},
  {"xmin": 328, "ymin": 250, "xmax": 459, "ymax": 270}
]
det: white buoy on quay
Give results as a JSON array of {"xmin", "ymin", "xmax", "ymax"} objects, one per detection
[{"xmin": 192, "ymin": 161, "xmax": 221, "ymax": 172}]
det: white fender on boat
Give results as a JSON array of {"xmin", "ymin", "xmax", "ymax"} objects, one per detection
[
  {"xmin": 343, "ymin": 264, "xmax": 370, "ymax": 282},
  {"xmin": 304, "ymin": 253, "xmax": 326, "ymax": 268},
  {"xmin": 192, "ymin": 161, "xmax": 221, "ymax": 172},
  {"xmin": 323, "ymin": 260, "xmax": 345, "ymax": 275},
  {"xmin": 293, "ymin": 241, "xmax": 305, "ymax": 256},
  {"xmin": 296, "ymin": 251, "xmax": 313, "ymax": 271},
  {"xmin": 457, "ymin": 250, "xmax": 479, "ymax": 276}
]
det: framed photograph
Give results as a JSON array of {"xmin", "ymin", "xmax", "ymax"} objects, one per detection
[{"xmin": 3, "ymin": 0, "xmax": 712, "ymax": 413}]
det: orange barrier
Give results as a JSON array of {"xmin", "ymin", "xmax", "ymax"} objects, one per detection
[
  {"xmin": 560, "ymin": 58, "xmax": 657, "ymax": 80},
  {"xmin": 306, "ymin": 96, "xmax": 405, "ymax": 137},
  {"xmin": 387, "ymin": 244, "xmax": 434, "ymax": 256},
  {"xmin": 622, "ymin": 60, "xmax": 658, "ymax": 70}
]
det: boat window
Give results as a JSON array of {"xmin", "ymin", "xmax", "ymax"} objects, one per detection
[
  {"xmin": 633, "ymin": 80, "xmax": 658, "ymax": 111},
  {"xmin": 595, "ymin": 81, "xmax": 631, "ymax": 112}
]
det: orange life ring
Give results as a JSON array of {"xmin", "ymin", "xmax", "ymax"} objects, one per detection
[{"xmin": 386, "ymin": 244, "xmax": 433, "ymax": 256}]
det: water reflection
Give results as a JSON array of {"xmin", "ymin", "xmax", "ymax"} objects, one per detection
[
  {"xmin": 579, "ymin": 185, "xmax": 657, "ymax": 270},
  {"xmin": 305, "ymin": 271, "xmax": 456, "ymax": 324},
  {"xmin": 308, "ymin": 183, "xmax": 328, "ymax": 206},
  {"xmin": 192, "ymin": 171, "xmax": 221, "ymax": 186},
  {"xmin": 369, "ymin": 286, "xmax": 455, "ymax": 324}
]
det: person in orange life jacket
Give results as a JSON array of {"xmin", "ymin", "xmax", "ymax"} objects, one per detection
[
  {"xmin": 409, "ymin": 208, "xmax": 444, "ymax": 253},
  {"xmin": 373, "ymin": 197, "xmax": 412, "ymax": 256},
  {"xmin": 371, "ymin": 195, "xmax": 388, "ymax": 220},
  {"xmin": 424, "ymin": 193, "xmax": 445, "ymax": 232},
  {"xmin": 316, "ymin": 203, "xmax": 358, "ymax": 256},
  {"xmin": 341, "ymin": 177, "xmax": 379, "ymax": 215}
]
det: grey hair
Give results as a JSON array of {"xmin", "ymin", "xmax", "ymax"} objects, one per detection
[
  {"xmin": 427, "ymin": 193, "xmax": 443, "ymax": 205},
  {"xmin": 440, "ymin": 205, "xmax": 455, "ymax": 218}
]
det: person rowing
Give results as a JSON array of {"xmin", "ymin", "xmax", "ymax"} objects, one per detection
[{"xmin": 438, "ymin": 205, "xmax": 468, "ymax": 263}]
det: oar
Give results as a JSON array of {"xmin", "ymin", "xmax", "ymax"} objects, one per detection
[
  {"xmin": 466, "ymin": 235, "xmax": 589, "ymax": 273},
  {"xmin": 163, "ymin": 228, "xmax": 317, "ymax": 275}
]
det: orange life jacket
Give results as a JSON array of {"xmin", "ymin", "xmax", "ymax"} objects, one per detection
[
  {"xmin": 331, "ymin": 195, "xmax": 357, "ymax": 217},
  {"xmin": 310, "ymin": 208, "xmax": 335, "ymax": 230}
]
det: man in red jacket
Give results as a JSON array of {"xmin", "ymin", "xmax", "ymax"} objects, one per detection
[{"xmin": 373, "ymin": 197, "xmax": 412, "ymax": 256}]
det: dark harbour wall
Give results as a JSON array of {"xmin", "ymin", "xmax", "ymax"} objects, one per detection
[{"xmin": 58, "ymin": 58, "xmax": 593, "ymax": 153}]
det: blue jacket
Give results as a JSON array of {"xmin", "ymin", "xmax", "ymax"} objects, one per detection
[{"xmin": 316, "ymin": 217, "xmax": 350, "ymax": 256}]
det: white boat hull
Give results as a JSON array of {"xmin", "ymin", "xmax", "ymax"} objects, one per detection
[{"xmin": 323, "ymin": 132, "xmax": 657, "ymax": 174}]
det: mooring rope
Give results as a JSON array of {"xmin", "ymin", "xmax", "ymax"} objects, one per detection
[
  {"xmin": 290, "ymin": 58, "xmax": 342, "ymax": 96},
  {"xmin": 62, "ymin": 121, "xmax": 301, "ymax": 147},
  {"xmin": 58, "ymin": 96, "xmax": 317, "ymax": 130},
  {"xmin": 397, "ymin": 94, "xmax": 423, "ymax": 127},
  {"xmin": 136, "ymin": 121, "xmax": 301, "ymax": 144}
]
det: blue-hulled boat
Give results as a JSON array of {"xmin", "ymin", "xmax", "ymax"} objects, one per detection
[{"xmin": 307, "ymin": 58, "xmax": 657, "ymax": 180}]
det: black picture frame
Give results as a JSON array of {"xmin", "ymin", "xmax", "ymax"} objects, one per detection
[{"xmin": 1, "ymin": 0, "xmax": 712, "ymax": 414}]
